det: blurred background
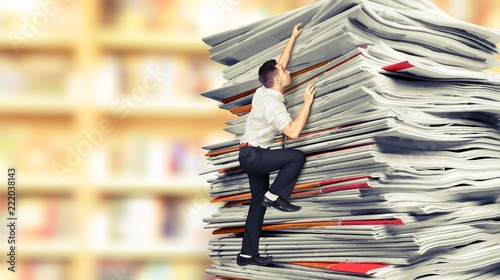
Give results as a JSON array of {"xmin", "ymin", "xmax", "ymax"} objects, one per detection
[{"xmin": 0, "ymin": 1, "xmax": 498, "ymax": 279}]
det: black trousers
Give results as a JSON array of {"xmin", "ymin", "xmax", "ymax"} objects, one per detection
[{"xmin": 238, "ymin": 146, "xmax": 306, "ymax": 256}]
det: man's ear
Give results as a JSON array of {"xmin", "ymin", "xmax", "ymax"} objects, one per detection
[{"xmin": 274, "ymin": 75, "xmax": 280, "ymax": 85}]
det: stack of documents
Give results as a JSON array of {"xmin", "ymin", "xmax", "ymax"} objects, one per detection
[{"xmin": 201, "ymin": 0, "xmax": 500, "ymax": 279}]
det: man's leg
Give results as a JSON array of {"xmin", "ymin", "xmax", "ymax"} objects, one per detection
[
  {"xmin": 267, "ymin": 149, "xmax": 306, "ymax": 198},
  {"xmin": 245, "ymin": 148, "xmax": 306, "ymax": 198},
  {"xmin": 240, "ymin": 172, "xmax": 269, "ymax": 256},
  {"xmin": 237, "ymin": 146, "xmax": 305, "ymax": 265}
]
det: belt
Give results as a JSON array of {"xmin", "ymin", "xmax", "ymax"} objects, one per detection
[{"xmin": 239, "ymin": 142, "xmax": 255, "ymax": 148}]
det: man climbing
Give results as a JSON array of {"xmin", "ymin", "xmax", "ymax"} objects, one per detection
[{"xmin": 237, "ymin": 23, "xmax": 317, "ymax": 266}]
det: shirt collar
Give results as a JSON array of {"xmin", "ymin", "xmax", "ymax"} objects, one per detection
[{"xmin": 263, "ymin": 87, "xmax": 285, "ymax": 102}]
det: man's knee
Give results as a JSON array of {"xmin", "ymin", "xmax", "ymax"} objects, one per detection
[{"xmin": 293, "ymin": 150, "xmax": 306, "ymax": 165}]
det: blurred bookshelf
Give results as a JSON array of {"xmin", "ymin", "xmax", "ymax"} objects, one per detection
[{"xmin": 0, "ymin": 1, "xmax": 498, "ymax": 280}]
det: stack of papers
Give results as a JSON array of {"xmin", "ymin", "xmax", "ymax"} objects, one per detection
[{"xmin": 201, "ymin": 0, "xmax": 500, "ymax": 279}]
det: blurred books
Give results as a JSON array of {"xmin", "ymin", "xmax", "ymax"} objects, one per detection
[
  {"xmin": 92, "ymin": 53, "xmax": 223, "ymax": 111},
  {"xmin": 0, "ymin": 1, "xmax": 78, "ymax": 35},
  {"xmin": 201, "ymin": 0, "xmax": 500, "ymax": 279},
  {"xmin": 99, "ymin": 0, "xmax": 316, "ymax": 37},
  {"xmin": 0, "ymin": 1, "xmax": 243, "ymax": 279}
]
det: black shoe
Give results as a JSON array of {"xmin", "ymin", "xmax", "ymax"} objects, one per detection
[
  {"xmin": 262, "ymin": 196, "xmax": 301, "ymax": 212},
  {"xmin": 236, "ymin": 254, "xmax": 273, "ymax": 266}
]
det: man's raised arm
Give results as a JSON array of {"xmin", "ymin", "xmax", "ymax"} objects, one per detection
[{"xmin": 277, "ymin": 23, "xmax": 302, "ymax": 69}]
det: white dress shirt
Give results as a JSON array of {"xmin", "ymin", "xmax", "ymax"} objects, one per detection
[{"xmin": 240, "ymin": 87, "xmax": 292, "ymax": 148}]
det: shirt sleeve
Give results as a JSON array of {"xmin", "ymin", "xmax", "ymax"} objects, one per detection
[{"xmin": 264, "ymin": 97, "xmax": 292, "ymax": 132}]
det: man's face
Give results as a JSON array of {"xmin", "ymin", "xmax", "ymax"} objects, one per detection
[{"xmin": 275, "ymin": 64, "xmax": 291, "ymax": 87}]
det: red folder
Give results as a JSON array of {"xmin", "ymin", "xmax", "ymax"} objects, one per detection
[
  {"xmin": 382, "ymin": 61, "xmax": 414, "ymax": 72},
  {"xmin": 289, "ymin": 261, "xmax": 389, "ymax": 274}
]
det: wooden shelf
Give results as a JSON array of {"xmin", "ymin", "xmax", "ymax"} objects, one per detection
[
  {"xmin": 97, "ymin": 102, "xmax": 221, "ymax": 118},
  {"xmin": 93, "ymin": 242, "xmax": 208, "ymax": 260},
  {"xmin": 0, "ymin": 33, "xmax": 74, "ymax": 51},
  {"xmin": 9, "ymin": 240, "xmax": 76, "ymax": 259},
  {"xmin": 0, "ymin": 98, "xmax": 78, "ymax": 116},
  {"xmin": 94, "ymin": 178, "xmax": 208, "ymax": 195},
  {"xmin": 0, "ymin": 178, "xmax": 75, "ymax": 194},
  {"xmin": 0, "ymin": 99, "xmax": 227, "ymax": 118},
  {"xmin": 3, "ymin": 240, "xmax": 207, "ymax": 260},
  {"xmin": 0, "ymin": 98, "xmax": 223, "ymax": 117},
  {"xmin": 98, "ymin": 30, "xmax": 209, "ymax": 53}
]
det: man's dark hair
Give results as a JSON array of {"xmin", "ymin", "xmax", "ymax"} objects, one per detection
[{"xmin": 258, "ymin": 59, "xmax": 278, "ymax": 88}]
